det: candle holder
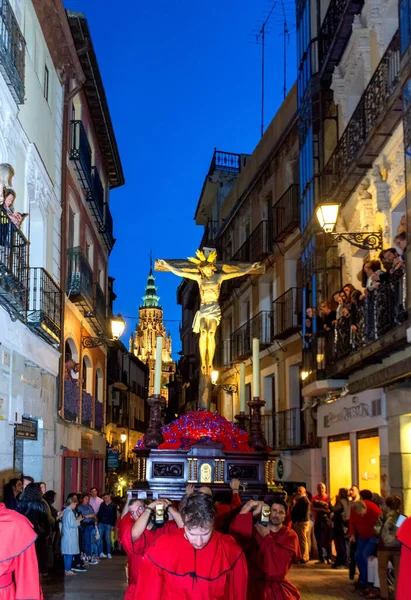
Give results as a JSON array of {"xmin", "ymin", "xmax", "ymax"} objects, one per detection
[
  {"xmin": 247, "ymin": 397, "xmax": 267, "ymax": 451},
  {"xmin": 235, "ymin": 411, "xmax": 248, "ymax": 432},
  {"xmin": 144, "ymin": 394, "xmax": 166, "ymax": 449}
]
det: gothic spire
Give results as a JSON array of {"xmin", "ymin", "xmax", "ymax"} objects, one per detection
[{"xmin": 142, "ymin": 265, "xmax": 161, "ymax": 308}]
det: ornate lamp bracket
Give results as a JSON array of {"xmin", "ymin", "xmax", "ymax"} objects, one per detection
[
  {"xmin": 330, "ymin": 230, "xmax": 383, "ymax": 251},
  {"xmin": 82, "ymin": 335, "xmax": 110, "ymax": 349}
]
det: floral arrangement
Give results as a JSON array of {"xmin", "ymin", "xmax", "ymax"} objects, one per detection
[
  {"xmin": 95, "ymin": 400, "xmax": 104, "ymax": 430},
  {"xmin": 137, "ymin": 410, "xmax": 253, "ymax": 452},
  {"xmin": 82, "ymin": 392, "xmax": 93, "ymax": 426},
  {"xmin": 64, "ymin": 380, "xmax": 79, "ymax": 421}
]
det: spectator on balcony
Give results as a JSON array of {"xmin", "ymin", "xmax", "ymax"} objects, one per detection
[
  {"xmin": 394, "ymin": 231, "xmax": 407, "ymax": 256},
  {"xmin": 64, "ymin": 359, "xmax": 76, "ymax": 381},
  {"xmin": 362, "ymin": 260, "xmax": 387, "ymax": 293},
  {"xmin": 0, "ymin": 188, "xmax": 24, "ymax": 229},
  {"xmin": 397, "ymin": 214, "xmax": 406, "ymax": 235},
  {"xmin": 333, "ymin": 291, "xmax": 345, "ymax": 322},
  {"xmin": 319, "ymin": 301, "xmax": 337, "ymax": 331},
  {"xmin": 350, "ymin": 290, "xmax": 365, "ymax": 348}
]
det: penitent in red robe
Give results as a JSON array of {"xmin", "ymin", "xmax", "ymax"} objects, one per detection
[
  {"xmin": 215, "ymin": 493, "xmax": 242, "ymax": 532},
  {"xmin": 396, "ymin": 516, "xmax": 411, "ymax": 600},
  {"xmin": 135, "ymin": 528, "xmax": 248, "ymax": 600},
  {"xmin": 230, "ymin": 513, "xmax": 301, "ymax": 600},
  {"xmin": 118, "ymin": 514, "xmax": 178, "ymax": 600},
  {"xmin": 0, "ymin": 503, "xmax": 43, "ymax": 600}
]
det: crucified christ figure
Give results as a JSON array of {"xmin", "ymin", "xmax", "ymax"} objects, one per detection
[{"xmin": 155, "ymin": 248, "xmax": 263, "ymax": 376}]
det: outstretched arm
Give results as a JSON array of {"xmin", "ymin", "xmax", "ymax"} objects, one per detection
[
  {"xmin": 220, "ymin": 262, "xmax": 264, "ymax": 281},
  {"xmin": 155, "ymin": 259, "xmax": 199, "ymax": 281}
]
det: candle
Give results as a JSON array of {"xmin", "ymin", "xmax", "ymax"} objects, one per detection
[
  {"xmin": 154, "ymin": 336, "xmax": 163, "ymax": 396},
  {"xmin": 239, "ymin": 362, "xmax": 246, "ymax": 412},
  {"xmin": 252, "ymin": 338, "xmax": 260, "ymax": 398}
]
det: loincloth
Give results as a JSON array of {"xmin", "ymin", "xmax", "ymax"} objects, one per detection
[{"xmin": 192, "ymin": 302, "xmax": 221, "ymax": 333}]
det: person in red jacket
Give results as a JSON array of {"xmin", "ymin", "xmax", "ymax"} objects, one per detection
[
  {"xmin": 135, "ymin": 492, "xmax": 247, "ymax": 599},
  {"xmin": 230, "ymin": 499, "xmax": 301, "ymax": 600},
  {"xmin": 0, "ymin": 502, "xmax": 43, "ymax": 600},
  {"xmin": 185, "ymin": 478, "xmax": 242, "ymax": 532},
  {"xmin": 396, "ymin": 514, "xmax": 411, "ymax": 600},
  {"xmin": 118, "ymin": 497, "xmax": 182, "ymax": 600},
  {"xmin": 349, "ymin": 499, "xmax": 382, "ymax": 589}
]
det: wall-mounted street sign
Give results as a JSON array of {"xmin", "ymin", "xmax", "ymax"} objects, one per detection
[{"xmin": 15, "ymin": 417, "xmax": 38, "ymax": 440}]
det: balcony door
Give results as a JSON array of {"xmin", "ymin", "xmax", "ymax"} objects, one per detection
[{"xmin": 263, "ymin": 374, "xmax": 275, "ymax": 448}]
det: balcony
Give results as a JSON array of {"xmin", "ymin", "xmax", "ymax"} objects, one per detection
[
  {"xmin": 69, "ymin": 120, "xmax": 92, "ymax": 190},
  {"xmin": 87, "ymin": 166, "xmax": 105, "ymax": 227},
  {"xmin": 100, "ymin": 204, "xmax": 115, "ymax": 253},
  {"xmin": 0, "ymin": 206, "xmax": 28, "ymax": 317},
  {"xmin": 94, "ymin": 282, "xmax": 106, "ymax": 328},
  {"xmin": 82, "ymin": 391, "xmax": 93, "ymax": 427},
  {"xmin": 26, "ymin": 267, "xmax": 61, "ymax": 344},
  {"xmin": 210, "ymin": 150, "xmax": 241, "ymax": 175},
  {"xmin": 273, "ymin": 288, "xmax": 302, "ymax": 340},
  {"xmin": 214, "ymin": 339, "xmax": 232, "ymax": 369},
  {"xmin": 201, "ymin": 220, "xmax": 220, "ymax": 248},
  {"xmin": 231, "ymin": 221, "xmax": 272, "ymax": 262},
  {"xmin": 66, "ymin": 247, "xmax": 93, "ymax": 308},
  {"xmin": 64, "ymin": 379, "xmax": 80, "ymax": 422},
  {"xmin": 0, "ymin": 0, "xmax": 25, "ymax": 103},
  {"xmin": 275, "ymin": 408, "xmax": 304, "ymax": 449},
  {"xmin": 321, "ymin": 31, "xmax": 401, "ymax": 206},
  {"xmin": 272, "ymin": 185, "xmax": 300, "ymax": 242},
  {"xmin": 231, "ymin": 311, "xmax": 273, "ymax": 361},
  {"xmin": 319, "ymin": 0, "xmax": 365, "ymax": 80}
]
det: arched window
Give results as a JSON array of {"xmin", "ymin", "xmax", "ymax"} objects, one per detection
[
  {"xmin": 82, "ymin": 355, "xmax": 92, "ymax": 394},
  {"xmin": 65, "ymin": 338, "xmax": 78, "ymax": 362},
  {"xmin": 95, "ymin": 368, "xmax": 103, "ymax": 402}
]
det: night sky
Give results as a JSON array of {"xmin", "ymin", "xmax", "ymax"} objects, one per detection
[{"xmin": 64, "ymin": 0, "xmax": 297, "ymax": 358}]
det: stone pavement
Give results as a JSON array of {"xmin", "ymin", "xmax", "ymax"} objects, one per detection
[{"xmin": 43, "ymin": 555, "xmax": 355, "ymax": 599}]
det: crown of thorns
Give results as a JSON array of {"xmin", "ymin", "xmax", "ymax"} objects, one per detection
[{"xmin": 188, "ymin": 249, "xmax": 217, "ymax": 268}]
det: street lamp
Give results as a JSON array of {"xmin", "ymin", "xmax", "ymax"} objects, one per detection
[
  {"xmin": 82, "ymin": 314, "xmax": 127, "ymax": 348},
  {"xmin": 210, "ymin": 369, "xmax": 238, "ymax": 393},
  {"xmin": 120, "ymin": 433, "xmax": 127, "ymax": 443},
  {"xmin": 316, "ymin": 203, "xmax": 383, "ymax": 251}
]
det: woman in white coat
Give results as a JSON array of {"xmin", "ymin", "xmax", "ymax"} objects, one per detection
[{"xmin": 61, "ymin": 497, "xmax": 83, "ymax": 576}]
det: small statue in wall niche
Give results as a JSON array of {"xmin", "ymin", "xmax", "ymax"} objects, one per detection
[
  {"xmin": 0, "ymin": 163, "xmax": 14, "ymax": 201},
  {"xmin": 357, "ymin": 181, "xmax": 372, "ymax": 200}
]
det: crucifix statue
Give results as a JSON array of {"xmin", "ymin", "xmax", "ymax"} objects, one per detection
[{"xmin": 155, "ymin": 247, "xmax": 264, "ymax": 409}]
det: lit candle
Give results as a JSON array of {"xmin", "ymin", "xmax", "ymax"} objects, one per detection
[
  {"xmin": 239, "ymin": 362, "xmax": 246, "ymax": 412},
  {"xmin": 154, "ymin": 336, "xmax": 163, "ymax": 396},
  {"xmin": 252, "ymin": 338, "xmax": 260, "ymax": 398}
]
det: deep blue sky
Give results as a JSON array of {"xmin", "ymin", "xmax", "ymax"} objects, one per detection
[{"xmin": 65, "ymin": 0, "xmax": 297, "ymax": 358}]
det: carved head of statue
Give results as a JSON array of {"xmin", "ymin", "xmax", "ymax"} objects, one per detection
[
  {"xmin": 0, "ymin": 163, "xmax": 15, "ymax": 187},
  {"xmin": 188, "ymin": 248, "xmax": 218, "ymax": 279}
]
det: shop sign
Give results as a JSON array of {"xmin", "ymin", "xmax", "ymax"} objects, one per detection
[
  {"xmin": 15, "ymin": 417, "xmax": 38, "ymax": 440},
  {"xmin": 317, "ymin": 389, "xmax": 386, "ymax": 437},
  {"xmin": 107, "ymin": 448, "xmax": 120, "ymax": 469}
]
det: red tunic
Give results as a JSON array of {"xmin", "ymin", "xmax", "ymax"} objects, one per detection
[
  {"xmin": 230, "ymin": 513, "xmax": 301, "ymax": 600},
  {"xmin": 349, "ymin": 500, "xmax": 381, "ymax": 538},
  {"xmin": 0, "ymin": 503, "xmax": 43, "ymax": 600},
  {"xmin": 215, "ymin": 493, "xmax": 242, "ymax": 531},
  {"xmin": 396, "ymin": 516, "xmax": 411, "ymax": 600},
  {"xmin": 118, "ymin": 515, "xmax": 178, "ymax": 600},
  {"xmin": 135, "ymin": 528, "xmax": 248, "ymax": 600}
]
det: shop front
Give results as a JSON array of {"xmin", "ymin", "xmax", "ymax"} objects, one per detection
[{"xmin": 317, "ymin": 389, "xmax": 388, "ymax": 499}]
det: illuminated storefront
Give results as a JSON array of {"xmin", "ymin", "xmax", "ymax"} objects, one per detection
[{"xmin": 317, "ymin": 390, "xmax": 387, "ymax": 498}]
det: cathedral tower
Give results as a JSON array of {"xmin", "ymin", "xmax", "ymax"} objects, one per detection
[{"xmin": 129, "ymin": 267, "xmax": 176, "ymax": 403}]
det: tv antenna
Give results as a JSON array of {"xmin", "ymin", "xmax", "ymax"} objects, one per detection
[{"xmin": 254, "ymin": 2, "xmax": 277, "ymax": 138}]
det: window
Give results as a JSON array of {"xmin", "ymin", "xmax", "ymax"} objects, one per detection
[{"xmin": 43, "ymin": 65, "xmax": 49, "ymax": 102}]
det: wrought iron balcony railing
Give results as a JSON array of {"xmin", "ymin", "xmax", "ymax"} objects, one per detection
[
  {"xmin": 214, "ymin": 339, "xmax": 232, "ymax": 369},
  {"xmin": 202, "ymin": 220, "xmax": 219, "ymax": 246},
  {"xmin": 66, "ymin": 247, "xmax": 93, "ymax": 305},
  {"xmin": 64, "ymin": 379, "xmax": 80, "ymax": 422},
  {"xmin": 275, "ymin": 408, "xmax": 304, "ymax": 449},
  {"xmin": 319, "ymin": 0, "xmax": 364, "ymax": 77},
  {"xmin": 27, "ymin": 267, "xmax": 61, "ymax": 344},
  {"xmin": 69, "ymin": 120, "xmax": 93, "ymax": 190},
  {"xmin": 231, "ymin": 221, "xmax": 272, "ymax": 262},
  {"xmin": 0, "ymin": 0, "xmax": 25, "ymax": 103},
  {"xmin": 210, "ymin": 150, "xmax": 241, "ymax": 175},
  {"xmin": 273, "ymin": 288, "xmax": 302, "ymax": 339},
  {"xmin": 272, "ymin": 184, "xmax": 300, "ymax": 242},
  {"xmin": 94, "ymin": 282, "xmax": 106, "ymax": 327},
  {"xmin": 0, "ymin": 206, "xmax": 28, "ymax": 316},
  {"xmin": 321, "ymin": 31, "xmax": 401, "ymax": 204},
  {"xmin": 231, "ymin": 311, "xmax": 273, "ymax": 362},
  {"xmin": 88, "ymin": 166, "xmax": 105, "ymax": 226},
  {"xmin": 100, "ymin": 204, "xmax": 115, "ymax": 253}
]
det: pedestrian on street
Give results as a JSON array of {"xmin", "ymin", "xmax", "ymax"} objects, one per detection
[
  {"xmin": 331, "ymin": 488, "xmax": 350, "ymax": 569},
  {"xmin": 230, "ymin": 498, "xmax": 301, "ymax": 599},
  {"xmin": 372, "ymin": 495, "xmax": 402, "ymax": 600},
  {"xmin": 348, "ymin": 485, "xmax": 360, "ymax": 579},
  {"xmin": 89, "ymin": 487, "xmax": 104, "ymax": 513},
  {"xmin": 3, "ymin": 477, "xmax": 23, "ymax": 510},
  {"xmin": 312, "ymin": 483, "xmax": 332, "ymax": 564},
  {"xmin": 0, "ymin": 502, "xmax": 43, "ymax": 599},
  {"xmin": 118, "ymin": 496, "xmax": 183, "ymax": 600},
  {"xmin": 349, "ymin": 499, "xmax": 381, "ymax": 591},
  {"xmin": 97, "ymin": 492, "xmax": 117, "ymax": 559},
  {"xmin": 291, "ymin": 486, "xmax": 311, "ymax": 563},
  {"xmin": 77, "ymin": 494, "xmax": 98, "ymax": 563},
  {"xmin": 136, "ymin": 492, "xmax": 248, "ymax": 599},
  {"xmin": 61, "ymin": 496, "xmax": 83, "ymax": 576}
]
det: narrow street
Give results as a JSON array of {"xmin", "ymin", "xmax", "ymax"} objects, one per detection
[{"xmin": 43, "ymin": 556, "xmax": 355, "ymax": 600}]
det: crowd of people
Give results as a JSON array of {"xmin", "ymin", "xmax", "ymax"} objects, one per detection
[
  {"xmin": 2, "ymin": 474, "xmax": 411, "ymax": 599},
  {"xmin": 305, "ymin": 233, "xmax": 407, "ymax": 360}
]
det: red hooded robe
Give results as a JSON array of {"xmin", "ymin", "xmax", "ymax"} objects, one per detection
[
  {"xmin": 118, "ymin": 514, "xmax": 178, "ymax": 600},
  {"xmin": 396, "ymin": 516, "xmax": 411, "ymax": 600},
  {"xmin": 230, "ymin": 512, "xmax": 301, "ymax": 600},
  {"xmin": 135, "ymin": 528, "xmax": 248, "ymax": 600},
  {"xmin": 0, "ymin": 503, "xmax": 43, "ymax": 600}
]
